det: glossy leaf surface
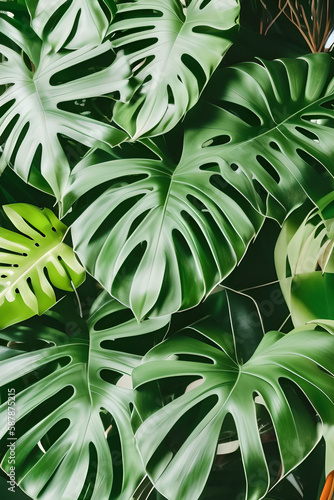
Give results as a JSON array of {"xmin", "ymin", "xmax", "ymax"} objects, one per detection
[
  {"xmin": 65, "ymin": 54, "xmax": 334, "ymax": 320},
  {"xmin": 132, "ymin": 292, "xmax": 334, "ymax": 500},
  {"xmin": 0, "ymin": 293, "xmax": 170, "ymax": 499},
  {"xmin": 185, "ymin": 53, "xmax": 334, "ymax": 221},
  {"xmin": 0, "ymin": 203, "xmax": 85, "ymax": 329},
  {"xmin": 26, "ymin": 0, "xmax": 116, "ymax": 51},
  {"xmin": 0, "ymin": 16, "xmax": 131, "ymax": 199},
  {"xmin": 65, "ymin": 144, "xmax": 262, "ymax": 320},
  {"xmin": 110, "ymin": 0, "xmax": 240, "ymax": 138}
]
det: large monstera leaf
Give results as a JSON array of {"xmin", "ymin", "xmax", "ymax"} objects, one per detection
[
  {"xmin": 26, "ymin": 0, "xmax": 116, "ymax": 51},
  {"xmin": 185, "ymin": 52, "xmax": 334, "ymax": 221},
  {"xmin": 110, "ymin": 0, "xmax": 240, "ymax": 138},
  {"xmin": 65, "ymin": 53, "xmax": 334, "ymax": 320},
  {"xmin": 274, "ymin": 202, "xmax": 334, "ymax": 326},
  {"xmin": 64, "ymin": 144, "xmax": 263, "ymax": 321},
  {"xmin": 0, "ymin": 293, "xmax": 170, "ymax": 500},
  {"xmin": 0, "ymin": 203, "xmax": 85, "ymax": 329},
  {"xmin": 0, "ymin": 16, "xmax": 131, "ymax": 200},
  {"xmin": 132, "ymin": 291, "xmax": 334, "ymax": 500}
]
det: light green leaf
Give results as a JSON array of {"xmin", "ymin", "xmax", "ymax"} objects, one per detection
[
  {"xmin": 110, "ymin": 0, "xmax": 240, "ymax": 139},
  {"xmin": 0, "ymin": 203, "xmax": 85, "ymax": 329},
  {"xmin": 26, "ymin": 0, "xmax": 116, "ymax": 51},
  {"xmin": 0, "ymin": 293, "xmax": 170, "ymax": 499},
  {"xmin": 132, "ymin": 292, "xmax": 334, "ymax": 500},
  {"xmin": 0, "ymin": 16, "xmax": 131, "ymax": 199}
]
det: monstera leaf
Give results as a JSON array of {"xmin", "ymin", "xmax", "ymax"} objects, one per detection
[
  {"xmin": 184, "ymin": 52, "xmax": 334, "ymax": 221},
  {"xmin": 274, "ymin": 202, "xmax": 334, "ymax": 326},
  {"xmin": 131, "ymin": 291, "xmax": 334, "ymax": 500},
  {"xmin": 0, "ymin": 16, "xmax": 131, "ymax": 199},
  {"xmin": 64, "ymin": 53, "xmax": 334, "ymax": 320},
  {"xmin": 0, "ymin": 203, "xmax": 85, "ymax": 329},
  {"xmin": 110, "ymin": 0, "xmax": 240, "ymax": 138},
  {"xmin": 0, "ymin": 293, "xmax": 170, "ymax": 500},
  {"xmin": 26, "ymin": 0, "xmax": 116, "ymax": 51},
  {"xmin": 64, "ymin": 143, "xmax": 263, "ymax": 321}
]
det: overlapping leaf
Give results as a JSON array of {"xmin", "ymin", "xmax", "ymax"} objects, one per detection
[
  {"xmin": 0, "ymin": 203, "xmax": 85, "ymax": 329},
  {"xmin": 26, "ymin": 0, "xmax": 116, "ymax": 51},
  {"xmin": 132, "ymin": 291, "xmax": 334, "ymax": 500},
  {"xmin": 65, "ymin": 54, "xmax": 334, "ymax": 320},
  {"xmin": 0, "ymin": 293, "xmax": 170, "ymax": 499},
  {"xmin": 64, "ymin": 143, "xmax": 262, "ymax": 320},
  {"xmin": 184, "ymin": 52, "xmax": 334, "ymax": 221},
  {"xmin": 110, "ymin": 0, "xmax": 240, "ymax": 138},
  {"xmin": 0, "ymin": 16, "xmax": 131, "ymax": 199}
]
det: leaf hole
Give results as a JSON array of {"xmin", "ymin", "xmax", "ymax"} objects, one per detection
[
  {"xmin": 199, "ymin": 162, "xmax": 220, "ymax": 172},
  {"xmin": 181, "ymin": 53, "xmax": 206, "ymax": 93},
  {"xmin": 146, "ymin": 394, "xmax": 219, "ymax": 475},
  {"xmin": 256, "ymin": 155, "xmax": 280, "ymax": 183},
  {"xmin": 296, "ymin": 149, "xmax": 327, "ymax": 175},
  {"xmin": 167, "ymin": 84, "xmax": 175, "ymax": 105},
  {"xmin": 176, "ymin": 353, "xmax": 214, "ymax": 364},
  {"xmin": 26, "ymin": 277, "xmax": 34, "ymax": 294},
  {"xmin": 94, "ymin": 307, "xmax": 134, "ymax": 331},
  {"xmin": 50, "ymin": 47, "xmax": 116, "ymax": 85},
  {"xmin": 116, "ymin": 37, "xmax": 158, "ymax": 56},
  {"xmin": 320, "ymin": 99, "xmax": 334, "ymax": 110},
  {"xmin": 111, "ymin": 241, "xmax": 148, "ymax": 302},
  {"xmin": 115, "ymin": 8, "xmax": 163, "ymax": 21},
  {"xmin": 40, "ymin": 418, "xmax": 71, "ymax": 453},
  {"xmin": 201, "ymin": 135, "xmax": 231, "ymax": 148},
  {"xmin": 212, "ymin": 99, "xmax": 262, "ymax": 127},
  {"xmin": 127, "ymin": 209, "xmax": 152, "ymax": 239},
  {"xmin": 8, "ymin": 122, "xmax": 30, "ymax": 166},
  {"xmin": 77, "ymin": 442, "xmax": 99, "ymax": 500},
  {"xmin": 100, "ymin": 369, "xmax": 123, "ymax": 385},
  {"xmin": 279, "ymin": 378, "xmax": 319, "ymax": 425},
  {"xmin": 199, "ymin": 0, "xmax": 211, "ymax": 9},
  {"xmin": 301, "ymin": 114, "xmax": 334, "ymax": 129},
  {"xmin": 314, "ymin": 223, "xmax": 325, "ymax": 239},
  {"xmin": 269, "ymin": 141, "xmax": 281, "ymax": 152},
  {"xmin": 295, "ymin": 126, "xmax": 319, "ymax": 142}
]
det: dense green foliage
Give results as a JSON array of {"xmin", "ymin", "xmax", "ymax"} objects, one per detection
[{"xmin": 0, "ymin": 1, "xmax": 334, "ymax": 499}]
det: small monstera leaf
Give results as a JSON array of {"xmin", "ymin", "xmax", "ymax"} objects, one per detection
[
  {"xmin": 0, "ymin": 203, "xmax": 85, "ymax": 329},
  {"xmin": 64, "ymin": 142, "xmax": 263, "ymax": 321},
  {"xmin": 0, "ymin": 16, "xmax": 131, "ymax": 199},
  {"xmin": 110, "ymin": 0, "xmax": 240, "ymax": 139},
  {"xmin": 132, "ymin": 291, "xmax": 334, "ymax": 500},
  {"xmin": 0, "ymin": 293, "xmax": 170, "ymax": 500},
  {"xmin": 274, "ymin": 201, "xmax": 334, "ymax": 326},
  {"xmin": 184, "ymin": 52, "xmax": 334, "ymax": 221},
  {"xmin": 26, "ymin": 0, "xmax": 116, "ymax": 51}
]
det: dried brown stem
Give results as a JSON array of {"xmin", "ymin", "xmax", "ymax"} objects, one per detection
[{"xmin": 266, "ymin": 0, "xmax": 334, "ymax": 52}]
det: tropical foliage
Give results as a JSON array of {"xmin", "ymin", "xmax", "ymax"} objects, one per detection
[{"xmin": 0, "ymin": 1, "xmax": 333, "ymax": 499}]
